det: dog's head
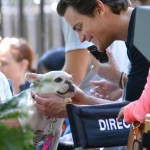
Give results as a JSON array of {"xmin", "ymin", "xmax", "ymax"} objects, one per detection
[{"xmin": 25, "ymin": 71, "xmax": 75, "ymax": 98}]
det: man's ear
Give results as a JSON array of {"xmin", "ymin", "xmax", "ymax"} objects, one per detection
[
  {"xmin": 95, "ymin": 0, "xmax": 105, "ymax": 16},
  {"xmin": 25, "ymin": 73, "xmax": 43, "ymax": 83}
]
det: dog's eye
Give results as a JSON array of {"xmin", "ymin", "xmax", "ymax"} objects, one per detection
[{"xmin": 55, "ymin": 77, "xmax": 63, "ymax": 83}]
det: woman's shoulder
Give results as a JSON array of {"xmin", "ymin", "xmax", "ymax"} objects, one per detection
[
  {"xmin": 0, "ymin": 72, "xmax": 8, "ymax": 85},
  {"xmin": 0, "ymin": 72, "xmax": 12, "ymax": 103}
]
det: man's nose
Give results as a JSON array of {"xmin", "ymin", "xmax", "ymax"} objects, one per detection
[{"xmin": 78, "ymin": 33, "xmax": 86, "ymax": 43}]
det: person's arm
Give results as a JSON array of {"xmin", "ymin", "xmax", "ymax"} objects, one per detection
[
  {"xmin": 62, "ymin": 49, "xmax": 90, "ymax": 85},
  {"xmin": 34, "ymin": 85, "xmax": 114, "ymax": 118},
  {"xmin": 72, "ymin": 85, "xmax": 114, "ymax": 105},
  {"xmin": 117, "ymin": 69, "xmax": 150, "ymax": 123}
]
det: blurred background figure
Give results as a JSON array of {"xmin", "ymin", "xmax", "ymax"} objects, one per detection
[
  {"xmin": 0, "ymin": 37, "xmax": 35, "ymax": 95},
  {"xmin": 37, "ymin": 47, "xmax": 65, "ymax": 74}
]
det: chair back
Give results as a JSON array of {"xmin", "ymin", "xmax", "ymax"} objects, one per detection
[{"xmin": 66, "ymin": 102, "xmax": 130, "ymax": 148}]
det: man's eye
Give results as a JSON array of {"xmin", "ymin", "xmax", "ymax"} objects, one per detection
[
  {"xmin": 76, "ymin": 25, "xmax": 82, "ymax": 31},
  {"xmin": 76, "ymin": 27, "xmax": 81, "ymax": 31},
  {"xmin": 73, "ymin": 24, "xmax": 82, "ymax": 32},
  {"xmin": 55, "ymin": 77, "xmax": 63, "ymax": 83}
]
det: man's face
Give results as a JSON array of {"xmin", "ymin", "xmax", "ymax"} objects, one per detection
[{"xmin": 64, "ymin": 6, "xmax": 114, "ymax": 52}]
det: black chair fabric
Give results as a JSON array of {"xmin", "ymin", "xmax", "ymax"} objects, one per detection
[
  {"xmin": 66, "ymin": 102, "xmax": 130, "ymax": 148},
  {"xmin": 57, "ymin": 142, "xmax": 75, "ymax": 150}
]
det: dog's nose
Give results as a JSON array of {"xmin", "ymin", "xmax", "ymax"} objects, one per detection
[{"xmin": 65, "ymin": 81, "xmax": 75, "ymax": 92}]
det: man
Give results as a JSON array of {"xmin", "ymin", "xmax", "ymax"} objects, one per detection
[
  {"xmin": 34, "ymin": 1, "xmax": 138, "ymax": 149},
  {"xmin": 89, "ymin": 0, "xmax": 150, "ymax": 102},
  {"xmin": 57, "ymin": 0, "xmax": 149, "ymax": 100},
  {"xmin": 34, "ymin": 0, "xmax": 149, "ymax": 116},
  {"xmin": 31, "ymin": 1, "xmax": 149, "ymax": 149}
]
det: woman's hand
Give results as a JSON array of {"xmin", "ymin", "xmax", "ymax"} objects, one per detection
[{"xmin": 117, "ymin": 107, "xmax": 125, "ymax": 122}]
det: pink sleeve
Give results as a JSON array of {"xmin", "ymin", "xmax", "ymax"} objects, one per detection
[{"xmin": 124, "ymin": 68, "xmax": 150, "ymax": 123}]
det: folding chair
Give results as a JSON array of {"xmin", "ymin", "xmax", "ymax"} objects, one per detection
[
  {"xmin": 66, "ymin": 102, "xmax": 130, "ymax": 148},
  {"xmin": 142, "ymin": 114, "xmax": 150, "ymax": 149}
]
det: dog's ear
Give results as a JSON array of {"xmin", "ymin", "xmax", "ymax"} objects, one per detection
[{"xmin": 25, "ymin": 73, "xmax": 43, "ymax": 83}]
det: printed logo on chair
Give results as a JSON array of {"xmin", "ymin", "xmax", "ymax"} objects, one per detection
[{"xmin": 98, "ymin": 118, "xmax": 130, "ymax": 131}]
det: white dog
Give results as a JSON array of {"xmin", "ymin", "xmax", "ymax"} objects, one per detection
[{"xmin": 1, "ymin": 71, "xmax": 75, "ymax": 150}]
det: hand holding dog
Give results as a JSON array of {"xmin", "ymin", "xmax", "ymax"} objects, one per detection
[
  {"xmin": 33, "ymin": 86, "xmax": 86, "ymax": 118},
  {"xmin": 33, "ymin": 83, "xmax": 115, "ymax": 119},
  {"xmin": 33, "ymin": 93, "xmax": 67, "ymax": 118}
]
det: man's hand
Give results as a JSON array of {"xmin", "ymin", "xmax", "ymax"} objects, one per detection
[
  {"xmin": 90, "ymin": 80, "xmax": 123, "ymax": 101},
  {"xmin": 33, "ymin": 93, "xmax": 67, "ymax": 118},
  {"xmin": 90, "ymin": 49, "xmax": 121, "ymax": 84}
]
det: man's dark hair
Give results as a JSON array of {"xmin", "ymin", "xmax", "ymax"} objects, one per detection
[{"xmin": 57, "ymin": 0, "xmax": 130, "ymax": 17}]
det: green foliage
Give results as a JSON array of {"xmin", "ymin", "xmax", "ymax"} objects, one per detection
[
  {"xmin": 0, "ymin": 100, "xmax": 34, "ymax": 150},
  {"xmin": 0, "ymin": 123, "xmax": 33, "ymax": 150}
]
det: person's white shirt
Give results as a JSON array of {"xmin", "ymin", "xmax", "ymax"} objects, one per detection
[{"xmin": 0, "ymin": 72, "xmax": 12, "ymax": 104}]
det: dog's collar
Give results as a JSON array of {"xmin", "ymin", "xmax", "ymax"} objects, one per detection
[{"xmin": 65, "ymin": 98, "xmax": 72, "ymax": 104}]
